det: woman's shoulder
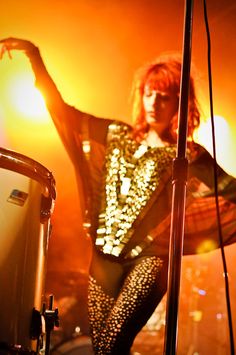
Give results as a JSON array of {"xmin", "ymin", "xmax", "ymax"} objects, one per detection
[
  {"xmin": 107, "ymin": 120, "xmax": 132, "ymax": 131},
  {"xmin": 106, "ymin": 120, "xmax": 133, "ymax": 140},
  {"xmin": 188, "ymin": 141, "xmax": 211, "ymax": 162}
]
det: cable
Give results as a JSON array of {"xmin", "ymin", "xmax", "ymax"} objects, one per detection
[{"xmin": 203, "ymin": 1, "xmax": 235, "ymax": 354}]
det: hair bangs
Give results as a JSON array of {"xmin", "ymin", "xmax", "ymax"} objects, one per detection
[{"xmin": 145, "ymin": 67, "xmax": 180, "ymax": 94}]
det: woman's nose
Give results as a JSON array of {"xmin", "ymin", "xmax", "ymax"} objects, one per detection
[{"xmin": 151, "ymin": 93, "xmax": 159, "ymax": 106}]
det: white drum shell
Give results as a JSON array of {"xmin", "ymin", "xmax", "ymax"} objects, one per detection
[{"xmin": 0, "ymin": 148, "xmax": 55, "ymax": 352}]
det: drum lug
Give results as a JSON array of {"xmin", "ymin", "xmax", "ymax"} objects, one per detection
[{"xmin": 40, "ymin": 195, "xmax": 54, "ymax": 223}]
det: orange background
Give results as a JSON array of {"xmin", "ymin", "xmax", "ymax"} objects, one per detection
[{"xmin": 0, "ymin": 0, "xmax": 236, "ymax": 352}]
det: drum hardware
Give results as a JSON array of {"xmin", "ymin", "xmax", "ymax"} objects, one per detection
[
  {"xmin": 40, "ymin": 195, "xmax": 54, "ymax": 223},
  {"xmin": 40, "ymin": 195, "xmax": 54, "ymax": 253},
  {"xmin": 0, "ymin": 297, "xmax": 59, "ymax": 355},
  {"xmin": 0, "ymin": 342, "xmax": 34, "ymax": 354},
  {"xmin": 43, "ymin": 295, "xmax": 59, "ymax": 355},
  {"xmin": 30, "ymin": 308, "xmax": 43, "ymax": 348},
  {"xmin": 0, "ymin": 309, "xmax": 44, "ymax": 354}
]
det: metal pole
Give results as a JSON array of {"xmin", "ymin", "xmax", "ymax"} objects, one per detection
[{"xmin": 163, "ymin": 0, "xmax": 194, "ymax": 354}]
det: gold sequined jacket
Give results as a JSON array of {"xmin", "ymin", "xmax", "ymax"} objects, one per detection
[{"xmin": 31, "ymin": 50, "xmax": 236, "ymax": 261}]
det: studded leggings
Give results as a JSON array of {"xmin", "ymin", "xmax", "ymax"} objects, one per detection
[{"xmin": 88, "ymin": 251, "xmax": 168, "ymax": 355}]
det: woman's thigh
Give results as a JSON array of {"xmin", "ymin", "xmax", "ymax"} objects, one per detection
[
  {"xmin": 89, "ymin": 251, "xmax": 126, "ymax": 299},
  {"xmin": 116, "ymin": 256, "xmax": 169, "ymax": 335},
  {"xmin": 89, "ymin": 255, "xmax": 169, "ymax": 354}
]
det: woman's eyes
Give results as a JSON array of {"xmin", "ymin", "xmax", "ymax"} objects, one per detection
[
  {"xmin": 144, "ymin": 91, "xmax": 170, "ymax": 100},
  {"xmin": 160, "ymin": 94, "xmax": 170, "ymax": 100},
  {"xmin": 144, "ymin": 91, "xmax": 152, "ymax": 97}
]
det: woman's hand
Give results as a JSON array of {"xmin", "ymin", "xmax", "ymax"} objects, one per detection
[{"xmin": 0, "ymin": 37, "xmax": 38, "ymax": 59}]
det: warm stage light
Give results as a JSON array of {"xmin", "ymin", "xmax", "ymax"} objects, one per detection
[
  {"xmin": 7, "ymin": 73, "xmax": 49, "ymax": 122},
  {"xmin": 194, "ymin": 115, "xmax": 230, "ymax": 154},
  {"xmin": 193, "ymin": 115, "xmax": 234, "ymax": 174},
  {"xmin": 196, "ymin": 239, "xmax": 218, "ymax": 254}
]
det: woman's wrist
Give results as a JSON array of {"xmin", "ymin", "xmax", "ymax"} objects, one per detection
[{"xmin": 25, "ymin": 44, "xmax": 40, "ymax": 58}]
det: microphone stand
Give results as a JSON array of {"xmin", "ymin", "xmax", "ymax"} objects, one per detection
[{"xmin": 163, "ymin": 0, "xmax": 194, "ymax": 354}]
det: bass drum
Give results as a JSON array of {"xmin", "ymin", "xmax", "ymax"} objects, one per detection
[
  {"xmin": 0, "ymin": 147, "xmax": 56, "ymax": 354},
  {"xmin": 51, "ymin": 335, "xmax": 94, "ymax": 355}
]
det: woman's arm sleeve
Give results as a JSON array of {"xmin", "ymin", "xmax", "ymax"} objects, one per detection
[
  {"xmin": 26, "ymin": 46, "xmax": 111, "ymax": 162},
  {"xmin": 190, "ymin": 145, "xmax": 236, "ymax": 204}
]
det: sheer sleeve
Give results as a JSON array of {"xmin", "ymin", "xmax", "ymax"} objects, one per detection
[
  {"xmin": 188, "ymin": 144, "xmax": 236, "ymax": 204},
  {"xmin": 26, "ymin": 47, "xmax": 112, "ymax": 219},
  {"xmin": 183, "ymin": 144, "xmax": 236, "ymax": 255},
  {"xmin": 27, "ymin": 47, "xmax": 111, "ymax": 157}
]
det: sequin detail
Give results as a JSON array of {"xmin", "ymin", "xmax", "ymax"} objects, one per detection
[
  {"xmin": 88, "ymin": 276, "xmax": 115, "ymax": 351},
  {"xmin": 95, "ymin": 123, "xmax": 176, "ymax": 257},
  {"xmin": 88, "ymin": 256, "xmax": 163, "ymax": 354}
]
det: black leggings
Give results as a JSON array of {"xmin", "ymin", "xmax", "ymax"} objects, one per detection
[{"xmin": 88, "ymin": 251, "xmax": 168, "ymax": 355}]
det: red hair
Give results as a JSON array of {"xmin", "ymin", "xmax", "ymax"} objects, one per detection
[{"xmin": 131, "ymin": 54, "xmax": 200, "ymax": 143}]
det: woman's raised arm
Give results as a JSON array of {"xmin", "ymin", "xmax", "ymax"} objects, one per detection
[{"xmin": 0, "ymin": 37, "xmax": 69, "ymax": 126}]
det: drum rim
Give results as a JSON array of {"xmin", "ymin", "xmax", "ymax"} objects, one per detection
[{"xmin": 0, "ymin": 147, "xmax": 56, "ymax": 200}]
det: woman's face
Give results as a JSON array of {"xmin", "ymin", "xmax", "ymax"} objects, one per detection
[{"xmin": 142, "ymin": 84, "xmax": 179, "ymax": 138}]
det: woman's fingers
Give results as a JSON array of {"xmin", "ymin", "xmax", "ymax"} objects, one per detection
[
  {"xmin": 0, "ymin": 37, "xmax": 34, "ymax": 51},
  {"xmin": 0, "ymin": 37, "xmax": 36, "ymax": 59},
  {"xmin": 0, "ymin": 37, "xmax": 24, "ymax": 49},
  {"xmin": 0, "ymin": 44, "xmax": 12, "ymax": 59},
  {"xmin": 0, "ymin": 38, "xmax": 18, "ymax": 59}
]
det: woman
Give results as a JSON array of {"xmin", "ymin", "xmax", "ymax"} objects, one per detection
[{"xmin": 1, "ymin": 37, "xmax": 236, "ymax": 355}]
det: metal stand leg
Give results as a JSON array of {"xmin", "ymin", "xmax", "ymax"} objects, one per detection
[{"xmin": 43, "ymin": 295, "xmax": 59, "ymax": 355}]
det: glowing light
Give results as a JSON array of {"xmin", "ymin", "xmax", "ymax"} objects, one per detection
[
  {"xmin": 189, "ymin": 310, "xmax": 202, "ymax": 322},
  {"xmin": 196, "ymin": 239, "xmax": 218, "ymax": 254},
  {"xmin": 194, "ymin": 115, "xmax": 230, "ymax": 155},
  {"xmin": 216, "ymin": 313, "xmax": 223, "ymax": 320},
  {"xmin": 198, "ymin": 289, "xmax": 206, "ymax": 296},
  {"xmin": 74, "ymin": 326, "xmax": 81, "ymax": 334},
  {"xmin": 7, "ymin": 74, "xmax": 49, "ymax": 122}
]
